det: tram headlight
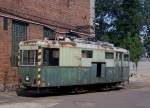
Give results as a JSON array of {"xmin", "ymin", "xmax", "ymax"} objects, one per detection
[{"xmin": 25, "ymin": 76, "xmax": 30, "ymax": 82}]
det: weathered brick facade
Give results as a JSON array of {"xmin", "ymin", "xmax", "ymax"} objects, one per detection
[
  {"xmin": 0, "ymin": 0, "xmax": 95, "ymax": 91},
  {"xmin": 0, "ymin": 0, "xmax": 95, "ymax": 34}
]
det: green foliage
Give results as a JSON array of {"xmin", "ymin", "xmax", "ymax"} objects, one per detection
[
  {"xmin": 144, "ymin": 37, "xmax": 150, "ymax": 55},
  {"xmin": 95, "ymin": 0, "xmax": 144, "ymax": 63},
  {"xmin": 117, "ymin": 0, "xmax": 144, "ymax": 37},
  {"xmin": 143, "ymin": 0, "xmax": 150, "ymax": 55},
  {"xmin": 95, "ymin": 0, "xmax": 120, "ymax": 37},
  {"xmin": 144, "ymin": 0, "xmax": 150, "ymax": 24},
  {"xmin": 120, "ymin": 33, "xmax": 143, "ymax": 63}
]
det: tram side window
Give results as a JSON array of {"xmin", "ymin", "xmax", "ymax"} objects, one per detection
[
  {"xmin": 43, "ymin": 48, "xmax": 59, "ymax": 66},
  {"xmin": 124, "ymin": 54, "xmax": 129, "ymax": 61},
  {"xmin": 82, "ymin": 50, "xmax": 93, "ymax": 58},
  {"xmin": 105, "ymin": 52, "xmax": 114, "ymax": 59},
  {"xmin": 116, "ymin": 52, "xmax": 122, "ymax": 60},
  {"xmin": 119, "ymin": 53, "xmax": 122, "ymax": 60}
]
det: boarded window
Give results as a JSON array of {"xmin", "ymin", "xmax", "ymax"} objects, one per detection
[
  {"xmin": 12, "ymin": 21, "xmax": 27, "ymax": 66},
  {"xmin": 43, "ymin": 48, "xmax": 59, "ymax": 66},
  {"xmin": 82, "ymin": 50, "xmax": 93, "ymax": 58},
  {"xmin": 43, "ymin": 27, "xmax": 54, "ymax": 40},
  {"xmin": 3, "ymin": 17, "xmax": 8, "ymax": 30},
  {"xmin": 105, "ymin": 52, "xmax": 114, "ymax": 59}
]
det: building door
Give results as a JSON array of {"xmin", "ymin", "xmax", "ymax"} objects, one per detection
[{"xmin": 12, "ymin": 20, "xmax": 27, "ymax": 66}]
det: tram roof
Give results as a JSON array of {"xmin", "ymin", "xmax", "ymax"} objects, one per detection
[{"xmin": 19, "ymin": 39, "xmax": 129, "ymax": 54}]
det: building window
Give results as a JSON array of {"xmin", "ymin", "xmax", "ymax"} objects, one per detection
[
  {"xmin": 105, "ymin": 52, "xmax": 114, "ymax": 59},
  {"xmin": 82, "ymin": 50, "xmax": 93, "ymax": 58},
  {"xmin": 12, "ymin": 20, "xmax": 28, "ymax": 66},
  {"xmin": 3, "ymin": 17, "xmax": 8, "ymax": 30},
  {"xmin": 43, "ymin": 48, "xmax": 59, "ymax": 66},
  {"xmin": 66, "ymin": 31, "xmax": 79, "ymax": 39},
  {"xmin": 43, "ymin": 27, "xmax": 54, "ymax": 40}
]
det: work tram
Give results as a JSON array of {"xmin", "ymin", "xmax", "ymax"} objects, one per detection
[{"xmin": 18, "ymin": 38, "xmax": 130, "ymax": 92}]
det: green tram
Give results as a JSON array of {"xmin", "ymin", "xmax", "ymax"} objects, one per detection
[{"xmin": 18, "ymin": 39, "xmax": 129, "ymax": 92}]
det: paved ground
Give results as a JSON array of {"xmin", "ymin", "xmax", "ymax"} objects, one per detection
[{"xmin": 0, "ymin": 60, "xmax": 150, "ymax": 108}]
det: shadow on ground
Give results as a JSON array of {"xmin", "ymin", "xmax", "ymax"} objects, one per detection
[{"xmin": 16, "ymin": 86, "xmax": 124, "ymax": 98}]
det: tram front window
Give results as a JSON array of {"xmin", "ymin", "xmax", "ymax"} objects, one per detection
[{"xmin": 20, "ymin": 50, "xmax": 37, "ymax": 66}]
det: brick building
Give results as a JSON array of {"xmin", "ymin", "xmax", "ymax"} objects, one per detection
[{"xmin": 0, "ymin": 0, "xmax": 95, "ymax": 90}]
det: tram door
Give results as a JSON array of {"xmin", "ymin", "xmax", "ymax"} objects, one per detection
[
  {"xmin": 93, "ymin": 62, "xmax": 105, "ymax": 78},
  {"xmin": 116, "ymin": 52, "xmax": 123, "ymax": 81}
]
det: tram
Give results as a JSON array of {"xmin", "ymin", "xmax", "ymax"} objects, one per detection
[{"xmin": 17, "ymin": 38, "xmax": 129, "ymax": 92}]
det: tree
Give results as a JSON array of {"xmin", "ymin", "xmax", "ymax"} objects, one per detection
[
  {"xmin": 95, "ymin": 0, "xmax": 121, "ymax": 40},
  {"xmin": 95, "ymin": 0, "xmax": 144, "ymax": 64},
  {"xmin": 143, "ymin": 0, "xmax": 150, "ymax": 35},
  {"xmin": 117, "ymin": 0, "xmax": 144, "ymax": 38},
  {"xmin": 143, "ymin": 0, "xmax": 150, "ymax": 56},
  {"xmin": 144, "ymin": 36, "xmax": 150, "ymax": 56},
  {"xmin": 121, "ymin": 33, "xmax": 143, "ymax": 64},
  {"xmin": 117, "ymin": 0, "xmax": 144, "ymax": 64}
]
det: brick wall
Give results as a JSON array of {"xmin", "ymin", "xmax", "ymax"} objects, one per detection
[
  {"xmin": 28, "ymin": 24, "xmax": 43, "ymax": 40},
  {"xmin": 0, "ymin": 0, "xmax": 94, "ymax": 91},
  {"xmin": 0, "ymin": 17, "xmax": 14, "ymax": 91},
  {"xmin": 0, "ymin": 17, "xmax": 45, "ymax": 91},
  {"xmin": 0, "ymin": 0, "xmax": 91, "ymax": 33}
]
